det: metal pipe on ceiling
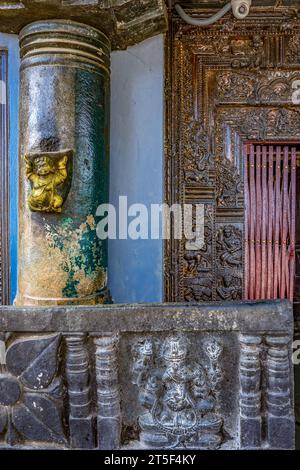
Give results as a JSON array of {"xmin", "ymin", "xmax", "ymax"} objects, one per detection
[{"xmin": 174, "ymin": 1, "xmax": 252, "ymax": 26}]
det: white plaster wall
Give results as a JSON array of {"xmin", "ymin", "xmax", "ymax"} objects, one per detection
[{"xmin": 109, "ymin": 34, "xmax": 164, "ymax": 303}]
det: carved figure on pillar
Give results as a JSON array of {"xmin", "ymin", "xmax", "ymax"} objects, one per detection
[{"xmin": 25, "ymin": 151, "xmax": 71, "ymax": 213}]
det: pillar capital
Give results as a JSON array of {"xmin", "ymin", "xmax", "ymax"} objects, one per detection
[{"xmin": 0, "ymin": 0, "xmax": 167, "ymax": 49}]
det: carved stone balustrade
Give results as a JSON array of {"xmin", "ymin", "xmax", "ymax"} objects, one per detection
[{"xmin": 0, "ymin": 300, "xmax": 295, "ymax": 449}]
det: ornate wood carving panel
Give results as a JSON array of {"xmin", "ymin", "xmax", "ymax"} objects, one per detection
[{"xmin": 164, "ymin": 8, "xmax": 300, "ymax": 302}]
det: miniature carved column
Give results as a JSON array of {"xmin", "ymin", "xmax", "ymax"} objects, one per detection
[
  {"xmin": 15, "ymin": 20, "xmax": 111, "ymax": 306},
  {"xmin": 265, "ymin": 335, "xmax": 295, "ymax": 449},
  {"xmin": 239, "ymin": 334, "xmax": 262, "ymax": 448},
  {"xmin": 95, "ymin": 334, "xmax": 121, "ymax": 449},
  {"xmin": 65, "ymin": 334, "xmax": 94, "ymax": 449}
]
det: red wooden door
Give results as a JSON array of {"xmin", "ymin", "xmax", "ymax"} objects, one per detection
[{"xmin": 244, "ymin": 144, "xmax": 296, "ymax": 301}]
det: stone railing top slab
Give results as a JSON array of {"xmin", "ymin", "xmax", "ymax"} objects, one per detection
[
  {"xmin": 0, "ymin": 299, "xmax": 293, "ymax": 332},
  {"xmin": 0, "ymin": 0, "xmax": 167, "ymax": 49}
]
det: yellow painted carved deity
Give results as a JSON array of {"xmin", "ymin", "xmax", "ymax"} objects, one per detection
[{"xmin": 25, "ymin": 153, "xmax": 68, "ymax": 213}]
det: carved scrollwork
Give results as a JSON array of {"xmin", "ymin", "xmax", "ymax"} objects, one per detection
[
  {"xmin": 236, "ymin": 108, "xmax": 300, "ymax": 139},
  {"xmin": 286, "ymin": 34, "xmax": 300, "ymax": 63},
  {"xmin": 217, "ymin": 70, "xmax": 300, "ymax": 105},
  {"xmin": 256, "ymin": 77, "xmax": 293, "ymax": 102},
  {"xmin": 131, "ymin": 335, "xmax": 225, "ymax": 449},
  {"xmin": 230, "ymin": 36, "xmax": 264, "ymax": 69},
  {"xmin": 216, "ymin": 72, "xmax": 255, "ymax": 101}
]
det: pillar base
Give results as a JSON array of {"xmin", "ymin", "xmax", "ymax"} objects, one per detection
[{"xmin": 15, "ymin": 288, "xmax": 111, "ymax": 306}]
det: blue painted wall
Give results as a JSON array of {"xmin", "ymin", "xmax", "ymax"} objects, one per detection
[
  {"xmin": 0, "ymin": 34, "xmax": 19, "ymax": 304},
  {"xmin": 0, "ymin": 32, "xmax": 164, "ymax": 304},
  {"xmin": 109, "ymin": 35, "xmax": 164, "ymax": 303}
]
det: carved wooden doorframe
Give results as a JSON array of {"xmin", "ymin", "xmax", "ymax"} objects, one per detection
[{"xmin": 164, "ymin": 8, "xmax": 300, "ymax": 313}]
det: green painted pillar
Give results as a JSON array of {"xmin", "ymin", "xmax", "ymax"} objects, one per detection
[{"xmin": 15, "ymin": 20, "xmax": 111, "ymax": 306}]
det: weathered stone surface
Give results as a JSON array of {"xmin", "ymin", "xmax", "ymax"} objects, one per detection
[
  {"xmin": 16, "ymin": 20, "xmax": 111, "ymax": 306},
  {"xmin": 0, "ymin": 0, "xmax": 167, "ymax": 50},
  {"xmin": 0, "ymin": 300, "xmax": 295, "ymax": 449}
]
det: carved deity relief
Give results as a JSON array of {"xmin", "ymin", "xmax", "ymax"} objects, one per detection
[
  {"xmin": 183, "ymin": 205, "xmax": 214, "ymax": 301},
  {"xmin": 216, "ymin": 225, "xmax": 243, "ymax": 300},
  {"xmin": 183, "ymin": 119, "xmax": 211, "ymax": 186},
  {"xmin": 25, "ymin": 149, "xmax": 72, "ymax": 213},
  {"xmin": 216, "ymin": 159, "xmax": 243, "ymax": 207},
  {"xmin": 217, "ymin": 273, "xmax": 242, "ymax": 301},
  {"xmin": 184, "ymin": 276, "xmax": 213, "ymax": 302},
  {"xmin": 216, "ymin": 225, "xmax": 242, "ymax": 269},
  {"xmin": 132, "ymin": 335, "xmax": 225, "ymax": 449},
  {"xmin": 184, "ymin": 226, "xmax": 212, "ymax": 272}
]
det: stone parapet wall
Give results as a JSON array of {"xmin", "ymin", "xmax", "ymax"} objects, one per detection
[{"xmin": 0, "ymin": 300, "xmax": 295, "ymax": 449}]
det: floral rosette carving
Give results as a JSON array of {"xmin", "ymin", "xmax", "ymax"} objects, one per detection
[{"xmin": 0, "ymin": 334, "xmax": 66, "ymax": 446}]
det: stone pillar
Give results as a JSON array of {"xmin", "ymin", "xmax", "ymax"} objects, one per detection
[
  {"xmin": 265, "ymin": 335, "xmax": 295, "ymax": 449},
  {"xmin": 95, "ymin": 334, "xmax": 121, "ymax": 450},
  {"xmin": 16, "ymin": 20, "xmax": 111, "ymax": 306},
  {"xmin": 239, "ymin": 334, "xmax": 262, "ymax": 448},
  {"xmin": 65, "ymin": 334, "xmax": 94, "ymax": 449}
]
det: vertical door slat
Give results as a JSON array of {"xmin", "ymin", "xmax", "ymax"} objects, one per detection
[
  {"xmin": 289, "ymin": 147, "xmax": 296, "ymax": 301},
  {"xmin": 249, "ymin": 144, "xmax": 256, "ymax": 300},
  {"xmin": 267, "ymin": 145, "xmax": 274, "ymax": 299},
  {"xmin": 255, "ymin": 146, "xmax": 262, "ymax": 299},
  {"xmin": 261, "ymin": 145, "xmax": 268, "ymax": 299},
  {"xmin": 280, "ymin": 146, "xmax": 289, "ymax": 298},
  {"xmin": 273, "ymin": 146, "xmax": 281, "ymax": 299}
]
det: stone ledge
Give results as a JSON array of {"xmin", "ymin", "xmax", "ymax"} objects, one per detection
[
  {"xmin": 0, "ymin": 0, "xmax": 167, "ymax": 49},
  {"xmin": 0, "ymin": 299, "xmax": 294, "ymax": 332}
]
